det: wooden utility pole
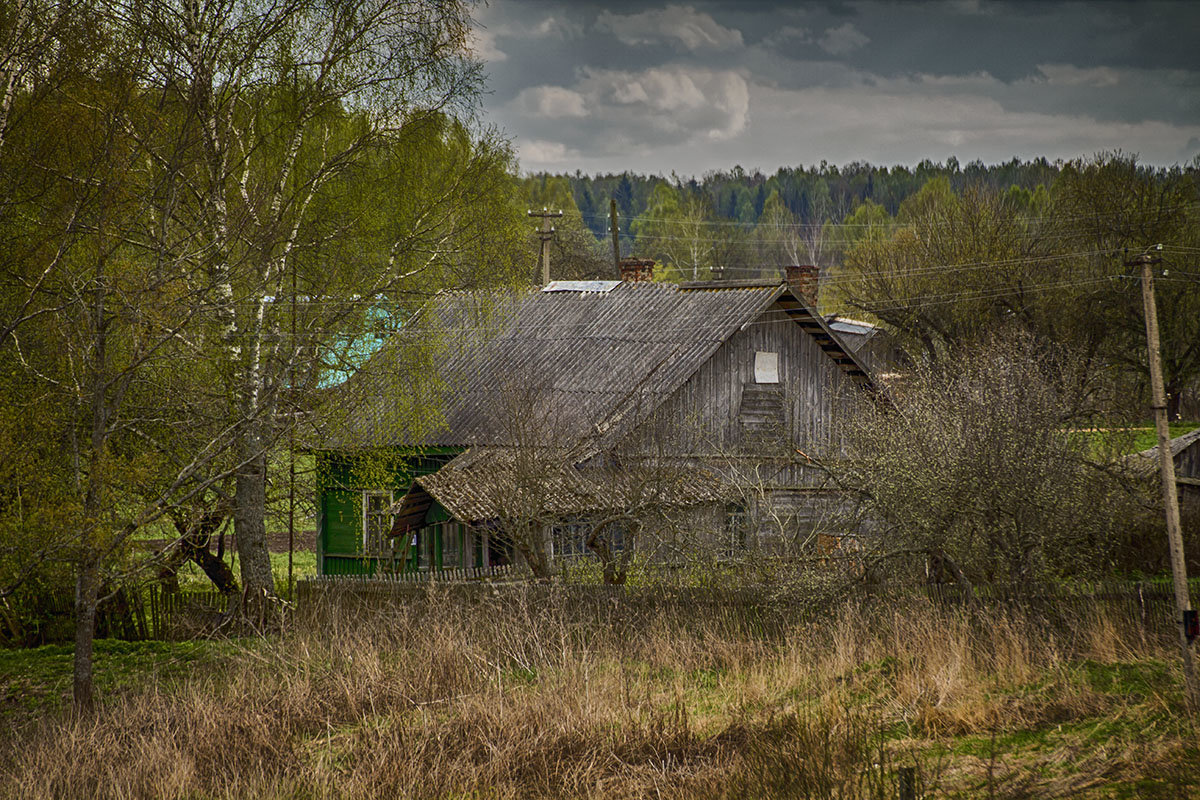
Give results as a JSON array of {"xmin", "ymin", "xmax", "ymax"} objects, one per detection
[
  {"xmin": 528, "ymin": 208, "xmax": 562, "ymax": 284},
  {"xmin": 609, "ymin": 198, "xmax": 621, "ymax": 270},
  {"xmin": 287, "ymin": 250, "xmax": 297, "ymax": 599},
  {"xmin": 1130, "ymin": 245, "xmax": 1199, "ymax": 708}
]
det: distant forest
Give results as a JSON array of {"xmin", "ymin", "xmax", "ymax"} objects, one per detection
[
  {"xmin": 548, "ymin": 157, "xmax": 1062, "ymax": 247},
  {"xmin": 513, "ymin": 157, "xmax": 1090, "ymax": 287}
]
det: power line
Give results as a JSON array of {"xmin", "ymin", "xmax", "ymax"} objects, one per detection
[
  {"xmin": 255, "ymin": 273, "xmax": 1135, "ymax": 342},
  {"xmin": 226, "ymin": 245, "xmax": 1133, "ymax": 310}
]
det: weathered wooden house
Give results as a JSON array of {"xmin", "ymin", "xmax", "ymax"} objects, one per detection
[{"xmin": 313, "ymin": 263, "xmax": 876, "ymax": 576}]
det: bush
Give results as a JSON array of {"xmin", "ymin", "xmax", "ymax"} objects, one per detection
[{"xmin": 836, "ymin": 334, "xmax": 1156, "ymax": 586}]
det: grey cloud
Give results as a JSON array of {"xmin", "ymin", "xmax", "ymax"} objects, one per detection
[
  {"xmin": 506, "ymin": 65, "xmax": 750, "ymax": 159},
  {"xmin": 817, "ymin": 22, "xmax": 868, "ymax": 55},
  {"xmin": 595, "ymin": 4, "xmax": 744, "ymax": 51},
  {"xmin": 476, "ymin": 1, "xmax": 1200, "ymax": 174}
]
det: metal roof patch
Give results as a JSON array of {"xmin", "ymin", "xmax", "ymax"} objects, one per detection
[{"xmin": 542, "ymin": 280, "xmax": 621, "ymax": 293}]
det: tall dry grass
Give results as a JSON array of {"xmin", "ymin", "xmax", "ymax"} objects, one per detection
[{"xmin": 0, "ymin": 585, "xmax": 1188, "ymax": 799}]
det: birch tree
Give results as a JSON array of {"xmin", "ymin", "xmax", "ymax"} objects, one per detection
[{"xmin": 105, "ymin": 0, "xmax": 496, "ymax": 603}]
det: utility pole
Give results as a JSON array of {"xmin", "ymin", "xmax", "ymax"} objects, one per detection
[
  {"xmin": 1130, "ymin": 244, "xmax": 1199, "ymax": 709},
  {"xmin": 288, "ymin": 242, "xmax": 297, "ymax": 599},
  {"xmin": 528, "ymin": 208, "xmax": 563, "ymax": 284},
  {"xmin": 609, "ymin": 198, "xmax": 621, "ymax": 270}
]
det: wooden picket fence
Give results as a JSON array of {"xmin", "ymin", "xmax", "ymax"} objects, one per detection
[
  {"xmin": 142, "ymin": 587, "xmax": 231, "ymax": 639},
  {"xmin": 296, "ymin": 572, "xmax": 1200, "ymax": 641},
  {"xmin": 323, "ymin": 563, "xmax": 522, "ymax": 584},
  {"xmin": 85, "ymin": 573, "xmax": 1200, "ymax": 641}
]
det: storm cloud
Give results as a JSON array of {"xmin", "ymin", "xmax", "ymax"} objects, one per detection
[{"xmin": 471, "ymin": 1, "xmax": 1200, "ymax": 174}]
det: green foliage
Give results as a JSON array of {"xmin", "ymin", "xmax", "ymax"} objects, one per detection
[
  {"xmin": 633, "ymin": 183, "xmax": 721, "ymax": 281},
  {"xmin": 833, "ymin": 154, "xmax": 1200, "ymax": 415},
  {"xmin": 518, "ymin": 174, "xmax": 610, "ymax": 280}
]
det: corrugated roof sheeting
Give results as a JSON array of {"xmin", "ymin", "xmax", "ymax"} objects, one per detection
[
  {"xmin": 324, "ymin": 282, "xmax": 781, "ymax": 449},
  {"xmin": 319, "ymin": 281, "xmax": 876, "ymax": 451}
]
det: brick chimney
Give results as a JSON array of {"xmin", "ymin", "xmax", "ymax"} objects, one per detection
[
  {"xmin": 785, "ymin": 265, "xmax": 819, "ymax": 307},
  {"xmin": 619, "ymin": 257, "xmax": 655, "ymax": 283}
]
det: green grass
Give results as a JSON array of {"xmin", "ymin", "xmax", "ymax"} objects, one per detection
[
  {"xmin": 174, "ymin": 550, "xmax": 316, "ymax": 593},
  {"xmin": 1127, "ymin": 421, "xmax": 1200, "ymax": 453},
  {"xmin": 0, "ymin": 639, "xmax": 232, "ymax": 723},
  {"xmin": 1076, "ymin": 421, "xmax": 1199, "ymax": 455}
]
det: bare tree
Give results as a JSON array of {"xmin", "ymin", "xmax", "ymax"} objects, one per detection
[{"xmin": 832, "ymin": 334, "xmax": 1151, "ymax": 591}]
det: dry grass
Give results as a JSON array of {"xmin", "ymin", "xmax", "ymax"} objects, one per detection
[{"xmin": 0, "ymin": 586, "xmax": 1196, "ymax": 799}]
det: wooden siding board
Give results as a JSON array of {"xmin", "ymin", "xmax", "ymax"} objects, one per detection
[{"xmin": 646, "ymin": 300, "xmax": 861, "ymax": 458}]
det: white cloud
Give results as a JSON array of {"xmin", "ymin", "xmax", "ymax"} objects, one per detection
[
  {"xmin": 738, "ymin": 77, "xmax": 1200, "ymax": 169},
  {"xmin": 596, "ymin": 4, "xmax": 744, "ymax": 51},
  {"xmin": 529, "ymin": 15, "xmax": 582, "ymax": 39},
  {"xmin": 518, "ymin": 139, "xmax": 577, "ymax": 165},
  {"xmin": 502, "ymin": 65, "xmax": 751, "ymax": 172},
  {"xmin": 579, "ymin": 66, "xmax": 750, "ymax": 141},
  {"xmin": 818, "ymin": 22, "xmax": 869, "ymax": 56},
  {"xmin": 467, "ymin": 26, "xmax": 506, "ymax": 63},
  {"xmin": 514, "ymin": 86, "xmax": 589, "ymax": 118}
]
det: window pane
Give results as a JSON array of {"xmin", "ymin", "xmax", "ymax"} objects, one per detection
[{"xmin": 754, "ymin": 351, "xmax": 779, "ymax": 383}]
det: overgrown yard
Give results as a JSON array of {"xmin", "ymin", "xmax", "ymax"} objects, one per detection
[{"xmin": 0, "ymin": 589, "xmax": 1196, "ymax": 799}]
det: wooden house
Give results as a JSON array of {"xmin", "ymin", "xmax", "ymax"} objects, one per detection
[{"xmin": 313, "ymin": 263, "xmax": 876, "ymax": 576}]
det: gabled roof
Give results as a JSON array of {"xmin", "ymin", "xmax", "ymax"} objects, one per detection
[
  {"xmin": 1138, "ymin": 427, "xmax": 1200, "ymax": 460},
  {"xmin": 322, "ymin": 280, "xmax": 873, "ymax": 451}
]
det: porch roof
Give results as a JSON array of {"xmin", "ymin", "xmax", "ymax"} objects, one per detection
[{"xmin": 389, "ymin": 446, "xmax": 729, "ymax": 530}]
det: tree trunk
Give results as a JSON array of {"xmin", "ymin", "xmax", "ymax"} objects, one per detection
[
  {"xmin": 235, "ymin": 435, "xmax": 274, "ymax": 605},
  {"xmin": 1167, "ymin": 383, "xmax": 1183, "ymax": 421},
  {"xmin": 194, "ymin": 547, "xmax": 239, "ymax": 595},
  {"xmin": 163, "ymin": 510, "xmax": 239, "ymax": 595},
  {"xmin": 73, "ymin": 558, "xmax": 100, "ymax": 713},
  {"xmin": 515, "ymin": 524, "xmax": 551, "ymax": 580}
]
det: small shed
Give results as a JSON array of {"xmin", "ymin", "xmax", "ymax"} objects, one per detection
[{"xmin": 1140, "ymin": 427, "xmax": 1200, "ymax": 512}]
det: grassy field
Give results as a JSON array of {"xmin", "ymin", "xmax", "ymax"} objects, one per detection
[
  {"xmin": 1079, "ymin": 421, "xmax": 1200, "ymax": 455},
  {"xmin": 0, "ymin": 589, "xmax": 1196, "ymax": 799},
  {"xmin": 174, "ymin": 550, "xmax": 317, "ymax": 593},
  {"xmin": 1127, "ymin": 421, "xmax": 1200, "ymax": 453}
]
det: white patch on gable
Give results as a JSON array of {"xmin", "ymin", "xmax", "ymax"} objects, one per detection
[{"xmin": 754, "ymin": 351, "xmax": 779, "ymax": 383}]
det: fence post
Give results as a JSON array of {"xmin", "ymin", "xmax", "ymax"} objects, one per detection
[{"xmin": 898, "ymin": 766, "xmax": 916, "ymax": 800}]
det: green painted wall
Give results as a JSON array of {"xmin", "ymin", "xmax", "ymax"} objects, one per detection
[{"xmin": 314, "ymin": 447, "xmax": 461, "ymax": 575}]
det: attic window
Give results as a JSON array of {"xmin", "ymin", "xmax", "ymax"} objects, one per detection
[{"xmin": 754, "ymin": 351, "xmax": 779, "ymax": 383}]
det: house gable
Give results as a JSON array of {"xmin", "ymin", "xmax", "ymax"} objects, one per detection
[{"xmin": 638, "ymin": 295, "xmax": 866, "ymax": 456}]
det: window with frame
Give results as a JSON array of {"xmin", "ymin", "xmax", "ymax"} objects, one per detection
[
  {"xmin": 724, "ymin": 503, "xmax": 749, "ymax": 556},
  {"xmin": 552, "ymin": 518, "xmax": 627, "ymax": 559},
  {"xmin": 551, "ymin": 519, "xmax": 590, "ymax": 559},
  {"xmin": 362, "ymin": 490, "xmax": 392, "ymax": 557},
  {"xmin": 442, "ymin": 523, "xmax": 464, "ymax": 568},
  {"xmin": 754, "ymin": 351, "xmax": 779, "ymax": 383}
]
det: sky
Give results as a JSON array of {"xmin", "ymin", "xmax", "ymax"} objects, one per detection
[{"xmin": 468, "ymin": 0, "xmax": 1200, "ymax": 176}]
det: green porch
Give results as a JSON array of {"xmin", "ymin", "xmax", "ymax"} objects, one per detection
[{"xmin": 315, "ymin": 448, "xmax": 512, "ymax": 576}]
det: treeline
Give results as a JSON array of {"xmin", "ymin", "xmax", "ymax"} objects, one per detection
[
  {"xmin": 516, "ymin": 157, "xmax": 1161, "ymax": 285},
  {"xmin": 535, "ymin": 158, "xmax": 1060, "ymax": 252}
]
